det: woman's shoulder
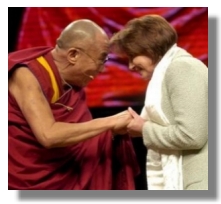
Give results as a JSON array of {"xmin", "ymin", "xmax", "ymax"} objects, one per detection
[
  {"xmin": 170, "ymin": 48, "xmax": 207, "ymax": 68},
  {"xmin": 166, "ymin": 51, "xmax": 208, "ymax": 78}
]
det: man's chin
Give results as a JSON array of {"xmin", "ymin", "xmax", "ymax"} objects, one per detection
[{"xmin": 73, "ymin": 80, "xmax": 91, "ymax": 88}]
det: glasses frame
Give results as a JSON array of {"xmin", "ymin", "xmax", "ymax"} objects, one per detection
[{"xmin": 75, "ymin": 47, "xmax": 109, "ymax": 67}]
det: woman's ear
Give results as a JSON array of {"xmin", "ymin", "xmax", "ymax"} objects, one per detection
[{"xmin": 66, "ymin": 48, "xmax": 79, "ymax": 64}]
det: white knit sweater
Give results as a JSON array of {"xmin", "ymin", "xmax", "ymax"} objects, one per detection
[{"xmin": 140, "ymin": 44, "xmax": 183, "ymax": 190}]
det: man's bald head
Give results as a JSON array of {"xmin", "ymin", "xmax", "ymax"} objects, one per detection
[{"xmin": 56, "ymin": 19, "xmax": 108, "ymax": 50}]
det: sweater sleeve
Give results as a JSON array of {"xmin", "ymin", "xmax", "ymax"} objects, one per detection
[{"xmin": 142, "ymin": 57, "xmax": 208, "ymax": 150}]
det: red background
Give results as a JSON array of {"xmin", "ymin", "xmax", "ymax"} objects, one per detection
[{"xmin": 16, "ymin": 7, "xmax": 208, "ymax": 108}]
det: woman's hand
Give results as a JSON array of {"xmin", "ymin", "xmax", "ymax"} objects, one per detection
[{"xmin": 127, "ymin": 107, "xmax": 145, "ymax": 137}]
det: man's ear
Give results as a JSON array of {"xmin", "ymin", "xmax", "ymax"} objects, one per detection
[{"xmin": 66, "ymin": 48, "xmax": 79, "ymax": 64}]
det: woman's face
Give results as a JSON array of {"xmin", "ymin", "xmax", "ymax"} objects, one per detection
[{"xmin": 128, "ymin": 55, "xmax": 156, "ymax": 80}]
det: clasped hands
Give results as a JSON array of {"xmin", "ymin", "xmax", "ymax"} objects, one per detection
[{"xmin": 111, "ymin": 107, "xmax": 145, "ymax": 137}]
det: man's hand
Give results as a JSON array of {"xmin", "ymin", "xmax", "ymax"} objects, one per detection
[
  {"xmin": 111, "ymin": 110, "xmax": 133, "ymax": 135},
  {"xmin": 127, "ymin": 107, "xmax": 145, "ymax": 137}
]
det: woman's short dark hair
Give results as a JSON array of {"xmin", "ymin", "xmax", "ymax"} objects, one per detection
[{"xmin": 110, "ymin": 15, "xmax": 177, "ymax": 64}]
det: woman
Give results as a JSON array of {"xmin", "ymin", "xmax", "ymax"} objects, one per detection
[{"xmin": 110, "ymin": 14, "xmax": 208, "ymax": 190}]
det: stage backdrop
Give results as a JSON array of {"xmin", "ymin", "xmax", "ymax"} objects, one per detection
[{"xmin": 16, "ymin": 7, "xmax": 208, "ymax": 108}]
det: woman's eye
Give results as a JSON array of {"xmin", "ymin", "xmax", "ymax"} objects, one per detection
[{"xmin": 134, "ymin": 66, "xmax": 142, "ymax": 71}]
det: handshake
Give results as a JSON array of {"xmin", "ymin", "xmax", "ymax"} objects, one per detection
[{"xmin": 110, "ymin": 107, "xmax": 145, "ymax": 137}]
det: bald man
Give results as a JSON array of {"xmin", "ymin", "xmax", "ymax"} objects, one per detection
[{"xmin": 8, "ymin": 19, "xmax": 139, "ymax": 190}]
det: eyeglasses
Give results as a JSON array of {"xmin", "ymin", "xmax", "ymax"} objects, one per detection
[{"xmin": 76, "ymin": 47, "xmax": 109, "ymax": 67}]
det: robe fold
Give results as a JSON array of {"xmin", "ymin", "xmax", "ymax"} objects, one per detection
[{"xmin": 8, "ymin": 47, "xmax": 139, "ymax": 190}]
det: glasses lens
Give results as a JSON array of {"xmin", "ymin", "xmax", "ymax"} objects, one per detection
[{"xmin": 103, "ymin": 56, "xmax": 109, "ymax": 64}]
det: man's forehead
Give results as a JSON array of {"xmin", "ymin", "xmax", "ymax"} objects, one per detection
[{"xmin": 89, "ymin": 44, "xmax": 109, "ymax": 57}]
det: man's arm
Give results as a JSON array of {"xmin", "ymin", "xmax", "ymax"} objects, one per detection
[{"xmin": 9, "ymin": 67, "xmax": 131, "ymax": 148}]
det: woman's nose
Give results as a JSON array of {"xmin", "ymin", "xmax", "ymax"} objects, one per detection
[{"xmin": 128, "ymin": 62, "xmax": 134, "ymax": 71}]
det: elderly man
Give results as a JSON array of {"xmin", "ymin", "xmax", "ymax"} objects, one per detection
[{"xmin": 8, "ymin": 19, "xmax": 139, "ymax": 190}]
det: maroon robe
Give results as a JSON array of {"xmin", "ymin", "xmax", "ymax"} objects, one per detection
[{"xmin": 8, "ymin": 47, "xmax": 139, "ymax": 190}]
